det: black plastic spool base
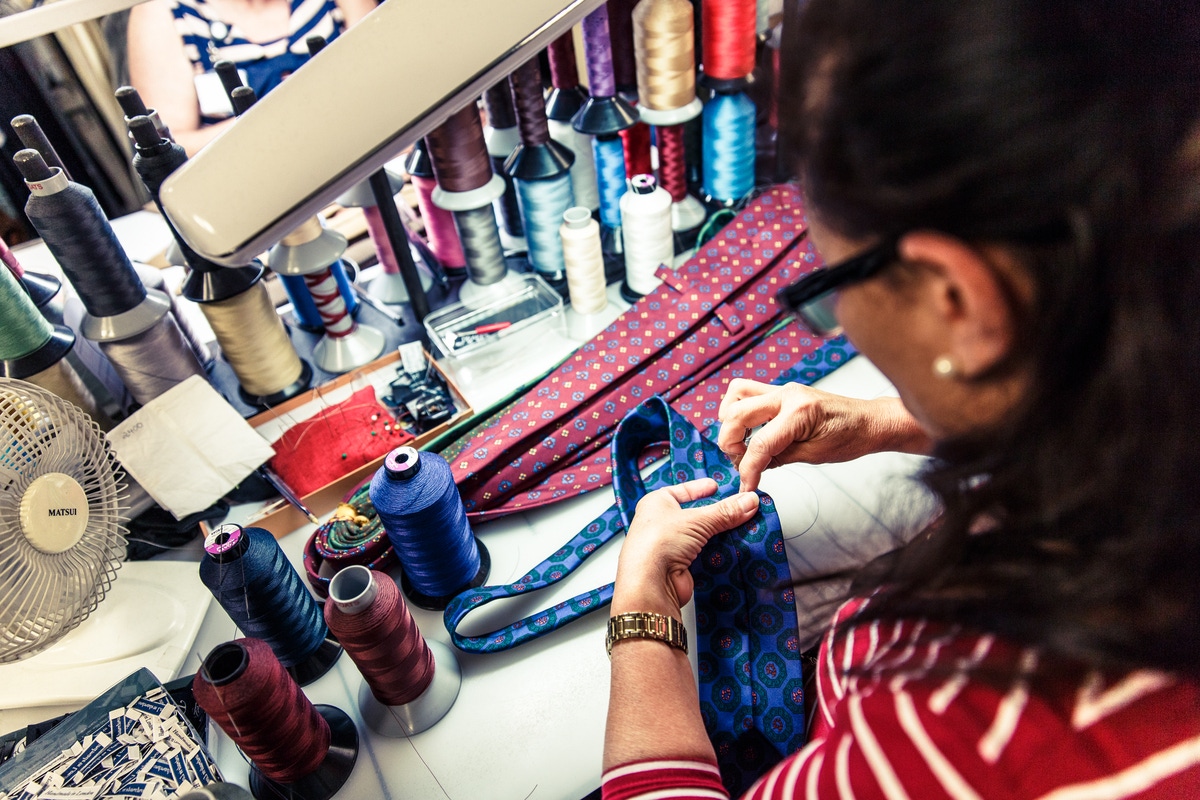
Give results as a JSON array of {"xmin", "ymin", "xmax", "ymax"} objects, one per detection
[
  {"xmin": 20, "ymin": 271, "xmax": 61, "ymax": 308},
  {"xmin": 545, "ymin": 86, "xmax": 587, "ymax": 122},
  {"xmin": 247, "ymin": 704, "xmax": 358, "ymax": 800},
  {"xmin": 1, "ymin": 326, "xmax": 74, "ymax": 379},
  {"xmin": 619, "ymin": 280, "xmax": 644, "ymax": 305},
  {"xmin": 284, "ymin": 634, "xmax": 343, "ymax": 687},
  {"xmin": 504, "ymin": 140, "xmax": 575, "ymax": 181},
  {"xmin": 400, "ymin": 538, "xmax": 491, "ymax": 611},
  {"xmin": 697, "ymin": 69, "xmax": 754, "ymax": 95},
  {"xmin": 182, "ymin": 262, "xmax": 264, "ymax": 304},
  {"xmin": 238, "ymin": 359, "xmax": 314, "ymax": 408},
  {"xmin": 572, "ymin": 94, "xmax": 638, "ymax": 137}
]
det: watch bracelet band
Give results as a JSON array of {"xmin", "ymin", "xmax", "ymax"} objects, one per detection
[{"xmin": 606, "ymin": 612, "xmax": 688, "ymax": 657}]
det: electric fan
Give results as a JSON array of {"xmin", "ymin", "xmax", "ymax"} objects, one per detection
[{"xmin": 0, "ymin": 378, "xmax": 126, "ymax": 662}]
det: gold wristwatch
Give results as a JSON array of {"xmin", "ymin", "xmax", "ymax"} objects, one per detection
[{"xmin": 606, "ymin": 612, "xmax": 688, "ymax": 657}]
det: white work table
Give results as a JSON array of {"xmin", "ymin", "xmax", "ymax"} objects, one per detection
[{"xmin": 0, "ymin": 213, "xmax": 931, "ymax": 800}]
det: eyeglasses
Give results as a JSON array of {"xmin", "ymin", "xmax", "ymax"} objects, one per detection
[{"xmin": 778, "ymin": 237, "xmax": 899, "ymax": 336}]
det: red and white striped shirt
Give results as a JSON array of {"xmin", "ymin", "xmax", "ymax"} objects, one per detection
[{"xmin": 603, "ymin": 601, "xmax": 1200, "ymax": 800}]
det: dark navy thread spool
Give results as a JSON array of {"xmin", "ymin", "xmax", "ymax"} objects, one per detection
[
  {"xmin": 16, "ymin": 150, "xmax": 146, "ymax": 319},
  {"xmin": 370, "ymin": 447, "xmax": 490, "ymax": 610},
  {"xmin": 199, "ymin": 524, "xmax": 342, "ymax": 685}
]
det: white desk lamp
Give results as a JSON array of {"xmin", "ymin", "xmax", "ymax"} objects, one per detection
[{"xmin": 155, "ymin": 0, "xmax": 606, "ymax": 266}]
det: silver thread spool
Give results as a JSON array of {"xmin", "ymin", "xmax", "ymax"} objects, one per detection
[
  {"xmin": 79, "ymin": 291, "xmax": 206, "ymax": 405},
  {"xmin": 135, "ymin": 263, "xmax": 213, "ymax": 370}
]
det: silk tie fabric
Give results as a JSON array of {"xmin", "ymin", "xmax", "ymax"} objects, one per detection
[
  {"xmin": 443, "ymin": 186, "xmax": 828, "ymax": 521},
  {"xmin": 443, "ymin": 372, "xmax": 862, "ymax": 792}
]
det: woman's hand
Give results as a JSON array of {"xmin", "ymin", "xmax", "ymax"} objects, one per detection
[
  {"xmin": 613, "ymin": 479, "xmax": 759, "ymax": 616},
  {"xmin": 717, "ymin": 379, "xmax": 932, "ymax": 492}
]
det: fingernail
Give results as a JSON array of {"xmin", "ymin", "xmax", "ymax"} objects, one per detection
[{"xmin": 737, "ymin": 493, "xmax": 758, "ymax": 512}]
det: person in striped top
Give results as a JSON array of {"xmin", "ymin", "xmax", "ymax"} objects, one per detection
[
  {"xmin": 126, "ymin": 0, "xmax": 375, "ymax": 154},
  {"xmin": 602, "ymin": 1, "xmax": 1200, "ymax": 798}
]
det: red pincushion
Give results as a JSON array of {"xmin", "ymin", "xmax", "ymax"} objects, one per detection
[{"xmin": 269, "ymin": 386, "xmax": 414, "ymax": 496}]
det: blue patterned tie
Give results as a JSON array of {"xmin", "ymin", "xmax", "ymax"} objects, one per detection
[{"xmin": 443, "ymin": 341, "xmax": 854, "ymax": 792}]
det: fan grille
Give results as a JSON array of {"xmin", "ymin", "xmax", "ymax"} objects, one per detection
[{"xmin": 0, "ymin": 378, "xmax": 126, "ymax": 662}]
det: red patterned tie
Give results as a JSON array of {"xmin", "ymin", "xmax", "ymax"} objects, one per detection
[{"xmin": 446, "ymin": 186, "xmax": 827, "ymax": 519}]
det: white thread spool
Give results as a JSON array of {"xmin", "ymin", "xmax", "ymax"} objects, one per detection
[
  {"xmin": 560, "ymin": 207, "xmax": 608, "ymax": 315},
  {"xmin": 619, "ymin": 174, "xmax": 674, "ymax": 297},
  {"xmin": 549, "ymin": 120, "xmax": 600, "ymax": 211}
]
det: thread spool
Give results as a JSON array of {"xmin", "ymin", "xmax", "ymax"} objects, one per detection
[
  {"xmin": 428, "ymin": 105, "xmax": 525, "ymax": 305},
  {"xmin": 505, "ymin": 58, "xmax": 576, "ymax": 286},
  {"xmin": 326, "ymin": 566, "xmax": 462, "ymax": 737},
  {"xmin": 134, "ymin": 264, "xmax": 212, "ymax": 371},
  {"xmin": 0, "ymin": 238, "xmax": 59, "ymax": 310},
  {"xmin": 574, "ymin": 5, "xmax": 639, "ymax": 138},
  {"xmin": 619, "ymin": 174, "xmax": 674, "ymax": 299},
  {"xmin": 197, "ymin": 275, "xmax": 311, "ymax": 405},
  {"xmin": 402, "ymin": 141, "xmax": 465, "ymax": 269},
  {"xmin": 199, "ymin": 524, "xmax": 342, "ymax": 685},
  {"xmin": 193, "ymin": 639, "xmax": 358, "ymax": 800},
  {"xmin": 702, "ymin": 91, "xmax": 757, "ymax": 204},
  {"xmin": 561, "ymin": 206, "xmax": 608, "ymax": 314},
  {"xmin": 15, "ymin": 148, "xmax": 205, "ymax": 403},
  {"xmin": 701, "ymin": 0, "xmax": 757, "ymax": 84},
  {"xmin": 277, "ymin": 270, "xmax": 355, "ymax": 331},
  {"xmin": 545, "ymin": 34, "xmax": 601, "ymax": 212},
  {"xmin": 369, "ymin": 447, "xmax": 489, "ymax": 610},
  {"xmin": 608, "ymin": 0, "xmax": 640, "ymax": 94},
  {"xmin": 126, "ymin": 119, "xmax": 311, "ymax": 403},
  {"xmin": 0, "ymin": 261, "xmax": 104, "ymax": 425},
  {"xmin": 483, "ymin": 82, "xmax": 526, "ymax": 241},
  {"xmin": 593, "ymin": 135, "xmax": 629, "ymax": 231},
  {"xmin": 621, "ymin": 119, "xmax": 653, "ymax": 178},
  {"xmin": 512, "ymin": 175, "xmax": 572, "ymax": 283},
  {"xmin": 427, "ymin": 104, "xmax": 494, "ymax": 195},
  {"xmin": 15, "ymin": 150, "xmax": 145, "ymax": 318},
  {"xmin": 304, "ymin": 263, "xmax": 386, "ymax": 373},
  {"xmin": 634, "ymin": 0, "xmax": 698, "ymax": 112}
]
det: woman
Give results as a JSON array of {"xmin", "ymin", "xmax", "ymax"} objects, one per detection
[
  {"xmin": 602, "ymin": 1, "xmax": 1200, "ymax": 797},
  {"xmin": 126, "ymin": 0, "xmax": 375, "ymax": 155}
]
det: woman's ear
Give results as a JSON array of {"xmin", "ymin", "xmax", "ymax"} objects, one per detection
[{"xmin": 898, "ymin": 231, "xmax": 1024, "ymax": 379}]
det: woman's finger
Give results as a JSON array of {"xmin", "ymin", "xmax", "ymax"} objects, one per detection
[
  {"xmin": 682, "ymin": 491, "xmax": 760, "ymax": 538},
  {"xmin": 653, "ymin": 478, "xmax": 720, "ymax": 507},
  {"xmin": 738, "ymin": 411, "xmax": 808, "ymax": 492},
  {"xmin": 717, "ymin": 378, "xmax": 774, "ymax": 422},
  {"xmin": 716, "ymin": 391, "xmax": 784, "ymax": 456}
]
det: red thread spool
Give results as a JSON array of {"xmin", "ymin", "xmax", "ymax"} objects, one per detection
[
  {"xmin": 193, "ymin": 638, "xmax": 330, "ymax": 784},
  {"xmin": 702, "ymin": 0, "xmax": 756, "ymax": 81},
  {"xmin": 621, "ymin": 120, "xmax": 653, "ymax": 179},
  {"xmin": 547, "ymin": 32, "xmax": 580, "ymax": 90},
  {"xmin": 325, "ymin": 566, "xmax": 435, "ymax": 706},
  {"xmin": 656, "ymin": 124, "xmax": 688, "ymax": 202}
]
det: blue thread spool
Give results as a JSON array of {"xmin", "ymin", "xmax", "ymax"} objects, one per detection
[
  {"xmin": 593, "ymin": 135, "xmax": 628, "ymax": 230},
  {"xmin": 370, "ymin": 447, "xmax": 490, "ymax": 610},
  {"xmin": 515, "ymin": 173, "xmax": 575, "ymax": 282},
  {"xmin": 199, "ymin": 524, "xmax": 342, "ymax": 685},
  {"xmin": 702, "ymin": 91, "xmax": 757, "ymax": 205}
]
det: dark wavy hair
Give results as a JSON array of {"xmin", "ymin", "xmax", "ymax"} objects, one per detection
[{"xmin": 781, "ymin": 0, "xmax": 1200, "ymax": 674}]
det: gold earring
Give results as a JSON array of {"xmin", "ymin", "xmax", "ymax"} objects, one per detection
[{"xmin": 932, "ymin": 356, "xmax": 958, "ymax": 378}]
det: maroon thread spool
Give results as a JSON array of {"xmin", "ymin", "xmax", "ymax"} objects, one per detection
[
  {"xmin": 325, "ymin": 566, "xmax": 462, "ymax": 737},
  {"xmin": 193, "ymin": 638, "xmax": 358, "ymax": 800}
]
